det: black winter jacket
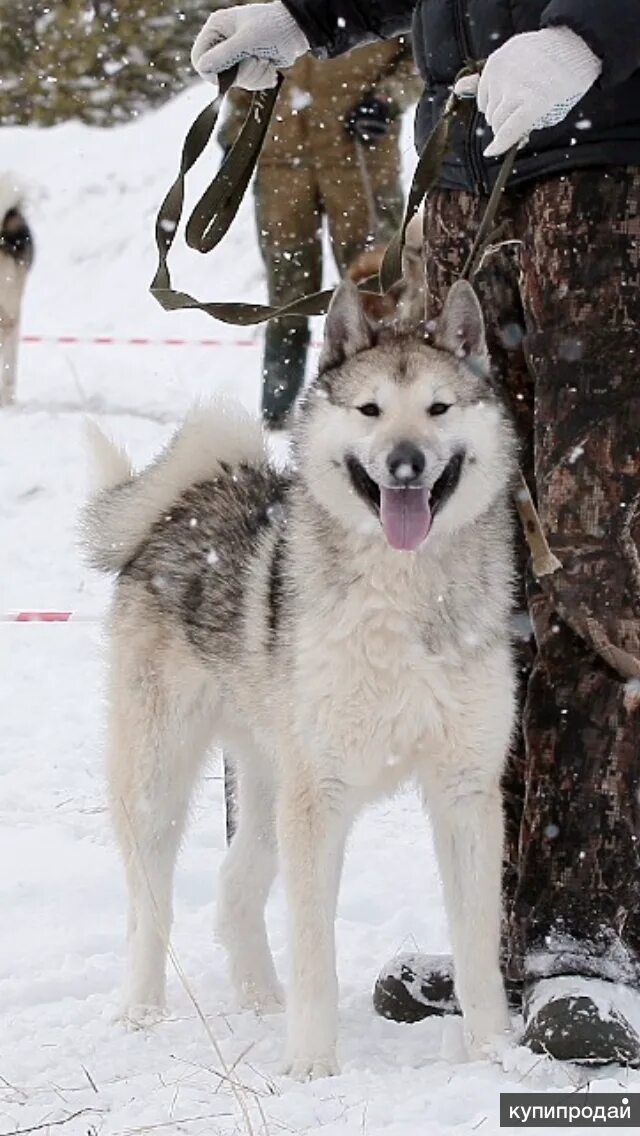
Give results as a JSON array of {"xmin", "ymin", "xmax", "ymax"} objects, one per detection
[{"xmin": 281, "ymin": 0, "xmax": 640, "ymax": 191}]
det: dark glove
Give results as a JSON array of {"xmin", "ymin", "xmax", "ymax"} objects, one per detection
[{"xmin": 345, "ymin": 95, "xmax": 395, "ymax": 147}]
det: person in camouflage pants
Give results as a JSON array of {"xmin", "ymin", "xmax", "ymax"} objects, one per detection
[
  {"xmin": 424, "ymin": 168, "xmax": 640, "ymax": 994},
  {"xmin": 219, "ymin": 36, "xmax": 420, "ymax": 426}
]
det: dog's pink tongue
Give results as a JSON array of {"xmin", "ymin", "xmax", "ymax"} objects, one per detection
[{"xmin": 380, "ymin": 486, "xmax": 432, "ymax": 551}]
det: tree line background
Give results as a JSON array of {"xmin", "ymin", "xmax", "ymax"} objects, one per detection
[{"xmin": 1, "ymin": 1, "xmax": 205, "ymax": 126}]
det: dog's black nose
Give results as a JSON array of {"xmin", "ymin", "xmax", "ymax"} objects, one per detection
[{"xmin": 387, "ymin": 443, "xmax": 426, "ymax": 484}]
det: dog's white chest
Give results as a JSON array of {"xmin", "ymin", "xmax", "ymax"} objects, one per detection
[{"xmin": 295, "ymin": 586, "xmax": 449, "ymax": 790}]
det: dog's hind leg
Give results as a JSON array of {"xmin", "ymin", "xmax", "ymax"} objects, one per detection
[
  {"xmin": 108, "ymin": 619, "xmax": 214, "ymax": 1026},
  {"xmin": 0, "ymin": 322, "xmax": 18, "ymax": 407},
  {"xmin": 216, "ymin": 750, "xmax": 283, "ymax": 1012}
]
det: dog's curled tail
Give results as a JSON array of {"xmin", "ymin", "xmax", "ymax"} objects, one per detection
[{"xmin": 81, "ymin": 403, "xmax": 265, "ymax": 573}]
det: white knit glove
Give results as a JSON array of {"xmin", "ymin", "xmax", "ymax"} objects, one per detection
[
  {"xmin": 455, "ymin": 27, "xmax": 602, "ymax": 157},
  {"xmin": 191, "ymin": 1, "xmax": 309, "ymax": 91}
]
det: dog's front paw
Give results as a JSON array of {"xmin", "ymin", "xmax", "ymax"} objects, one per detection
[
  {"xmin": 465, "ymin": 1028, "xmax": 512, "ymax": 1063},
  {"xmin": 464, "ymin": 1012, "xmax": 512, "ymax": 1062},
  {"xmin": 281, "ymin": 1051, "xmax": 340, "ymax": 1081},
  {"xmin": 463, "ymin": 994, "xmax": 511, "ymax": 1062},
  {"xmin": 118, "ymin": 1002, "xmax": 168, "ymax": 1030}
]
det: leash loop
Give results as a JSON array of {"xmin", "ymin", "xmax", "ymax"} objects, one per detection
[{"xmin": 150, "ymin": 68, "xmax": 360, "ymax": 323}]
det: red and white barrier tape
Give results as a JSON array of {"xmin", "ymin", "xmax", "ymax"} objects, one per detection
[
  {"xmin": 2, "ymin": 611, "xmax": 101, "ymax": 624},
  {"xmin": 22, "ymin": 334, "xmax": 259, "ymax": 348},
  {"xmin": 21, "ymin": 334, "xmax": 322, "ymax": 349}
]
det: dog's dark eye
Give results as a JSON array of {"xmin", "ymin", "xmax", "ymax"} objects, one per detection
[
  {"xmin": 428, "ymin": 402, "xmax": 451, "ymax": 417},
  {"xmin": 358, "ymin": 402, "xmax": 381, "ymax": 418}
]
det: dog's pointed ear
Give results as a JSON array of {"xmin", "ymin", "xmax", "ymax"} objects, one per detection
[
  {"xmin": 319, "ymin": 279, "xmax": 375, "ymax": 373},
  {"xmin": 435, "ymin": 280, "xmax": 488, "ymax": 365}
]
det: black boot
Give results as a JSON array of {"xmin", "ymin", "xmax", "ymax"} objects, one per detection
[
  {"xmin": 261, "ymin": 319, "xmax": 309, "ymax": 429},
  {"xmin": 522, "ymin": 977, "xmax": 640, "ymax": 1065},
  {"xmin": 373, "ymin": 952, "xmax": 523, "ymax": 1023},
  {"xmin": 373, "ymin": 953, "xmax": 460, "ymax": 1022}
]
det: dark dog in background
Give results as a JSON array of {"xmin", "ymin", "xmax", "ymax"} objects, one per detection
[{"xmin": 0, "ymin": 177, "xmax": 34, "ymax": 407}]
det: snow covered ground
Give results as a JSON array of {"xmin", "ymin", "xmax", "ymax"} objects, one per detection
[{"xmin": 1, "ymin": 85, "xmax": 638, "ymax": 1136}]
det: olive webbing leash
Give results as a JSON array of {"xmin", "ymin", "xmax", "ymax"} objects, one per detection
[{"xmin": 149, "ymin": 72, "xmax": 473, "ymax": 323}]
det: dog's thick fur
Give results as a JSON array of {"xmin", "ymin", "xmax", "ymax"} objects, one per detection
[
  {"xmin": 84, "ymin": 279, "xmax": 518, "ymax": 1078},
  {"xmin": 347, "ymin": 211, "xmax": 425, "ymax": 326},
  {"xmin": 0, "ymin": 176, "xmax": 33, "ymax": 407}
]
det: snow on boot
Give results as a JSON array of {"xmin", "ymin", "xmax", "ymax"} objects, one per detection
[
  {"xmin": 373, "ymin": 953, "xmax": 460, "ymax": 1022},
  {"xmin": 522, "ymin": 976, "xmax": 640, "ymax": 1065}
]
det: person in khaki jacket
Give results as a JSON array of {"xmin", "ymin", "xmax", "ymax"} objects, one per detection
[{"xmin": 219, "ymin": 32, "xmax": 420, "ymax": 426}]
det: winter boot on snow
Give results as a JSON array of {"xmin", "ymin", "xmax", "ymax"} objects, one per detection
[
  {"xmin": 522, "ymin": 976, "xmax": 640, "ymax": 1065},
  {"xmin": 374, "ymin": 956, "xmax": 640, "ymax": 1064},
  {"xmin": 373, "ymin": 952, "xmax": 523, "ymax": 1023},
  {"xmin": 373, "ymin": 953, "xmax": 461, "ymax": 1022}
]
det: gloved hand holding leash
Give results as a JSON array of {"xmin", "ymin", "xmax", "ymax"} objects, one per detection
[
  {"xmin": 453, "ymin": 26, "xmax": 601, "ymax": 154},
  {"xmin": 191, "ymin": 1, "xmax": 601, "ymax": 154},
  {"xmin": 191, "ymin": 0, "xmax": 309, "ymax": 89}
]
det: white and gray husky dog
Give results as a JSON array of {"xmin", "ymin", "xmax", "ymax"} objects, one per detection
[{"xmin": 83, "ymin": 277, "xmax": 518, "ymax": 1078}]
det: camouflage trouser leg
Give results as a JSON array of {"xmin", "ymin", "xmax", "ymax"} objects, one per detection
[
  {"xmin": 512, "ymin": 168, "xmax": 640, "ymax": 982},
  {"xmin": 255, "ymin": 164, "xmax": 322, "ymax": 425},
  {"xmin": 317, "ymin": 145, "xmax": 405, "ymax": 271},
  {"xmin": 256, "ymin": 147, "xmax": 404, "ymax": 424},
  {"xmin": 425, "ymin": 166, "xmax": 640, "ymax": 984}
]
